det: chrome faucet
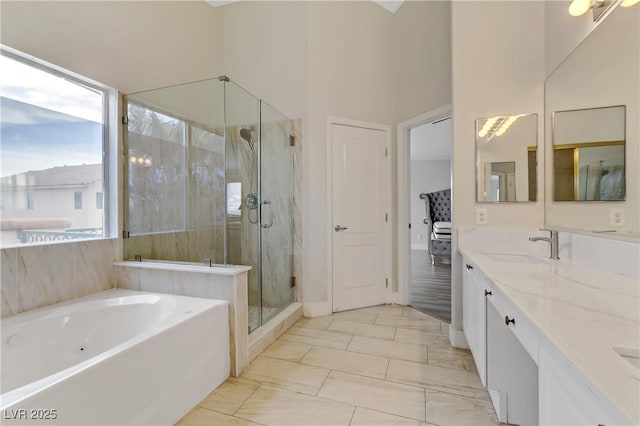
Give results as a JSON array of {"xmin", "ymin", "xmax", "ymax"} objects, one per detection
[{"xmin": 529, "ymin": 229, "xmax": 559, "ymax": 260}]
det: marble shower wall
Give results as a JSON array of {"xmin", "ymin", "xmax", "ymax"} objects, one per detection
[{"xmin": 1, "ymin": 238, "xmax": 119, "ymax": 317}]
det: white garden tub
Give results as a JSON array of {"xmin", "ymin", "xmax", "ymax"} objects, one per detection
[{"xmin": 1, "ymin": 289, "xmax": 229, "ymax": 425}]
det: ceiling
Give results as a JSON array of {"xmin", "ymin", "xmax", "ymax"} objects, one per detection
[
  {"xmin": 410, "ymin": 118, "xmax": 452, "ymax": 162},
  {"xmin": 206, "ymin": 0, "xmax": 406, "ymax": 14}
]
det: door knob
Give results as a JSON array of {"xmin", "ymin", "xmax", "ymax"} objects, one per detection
[{"xmin": 334, "ymin": 225, "xmax": 348, "ymax": 232}]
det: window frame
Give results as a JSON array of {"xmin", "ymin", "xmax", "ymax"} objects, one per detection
[{"xmin": 0, "ymin": 45, "xmax": 119, "ymax": 247}]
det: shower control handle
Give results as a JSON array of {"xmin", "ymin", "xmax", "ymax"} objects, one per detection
[
  {"xmin": 334, "ymin": 225, "xmax": 348, "ymax": 232},
  {"xmin": 261, "ymin": 200, "xmax": 273, "ymax": 229}
]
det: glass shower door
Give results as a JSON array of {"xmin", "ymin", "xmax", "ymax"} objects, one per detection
[{"xmin": 259, "ymin": 101, "xmax": 294, "ymax": 324}]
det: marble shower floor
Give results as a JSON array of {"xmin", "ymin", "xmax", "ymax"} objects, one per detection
[{"xmin": 177, "ymin": 305, "xmax": 498, "ymax": 426}]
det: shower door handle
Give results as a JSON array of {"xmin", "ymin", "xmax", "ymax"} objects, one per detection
[{"xmin": 261, "ymin": 200, "xmax": 273, "ymax": 229}]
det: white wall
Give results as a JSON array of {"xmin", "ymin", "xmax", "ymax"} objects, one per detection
[
  {"xmin": 410, "ymin": 160, "xmax": 451, "ymax": 246},
  {"xmin": 394, "ymin": 0, "xmax": 452, "ymax": 123},
  {"xmin": 451, "ymin": 1, "xmax": 546, "ymax": 334},
  {"xmin": 0, "ymin": 1, "xmax": 219, "ymax": 312},
  {"xmin": 0, "ymin": 1, "xmax": 218, "ymax": 94}
]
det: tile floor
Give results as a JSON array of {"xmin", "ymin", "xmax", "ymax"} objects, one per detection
[{"xmin": 177, "ymin": 305, "xmax": 499, "ymax": 426}]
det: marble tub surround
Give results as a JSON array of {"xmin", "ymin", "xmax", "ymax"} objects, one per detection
[
  {"xmin": 115, "ymin": 261, "xmax": 249, "ymax": 376},
  {"xmin": 178, "ymin": 305, "xmax": 498, "ymax": 426},
  {"xmin": 458, "ymin": 232, "xmax": 640, "ymax": 423},
  {"xmin": 1, "ymin": 238, "xmax": 119, "ymax": 317}
]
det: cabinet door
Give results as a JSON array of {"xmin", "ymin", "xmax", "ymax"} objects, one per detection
[
  {"xmin": 487, "ymin": 298, "xmax": 538, "ymax": 426},
  {"xmin": 462, "ymin": 260, "xmax": 486, "ymax": 384}
]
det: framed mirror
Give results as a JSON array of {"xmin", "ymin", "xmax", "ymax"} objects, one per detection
[
  {"xmin": 552, "ymin": 106, "xmax": 625, "ymax": 201},
  {"xmin": 545, "ymin": 4, "xmax": 638, "ymax": 234},
  {"xmin": 476, "ymin": 113, "xmax": 537, "ymax": 202}
]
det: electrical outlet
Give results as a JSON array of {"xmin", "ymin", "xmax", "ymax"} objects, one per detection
[
  {"xmin": 476, "ymin": 209, "xmax": 488, "ymax": 225},
  {"xmin": 609, "ymin": 208, "xmax": 625, "ymax": 227}
]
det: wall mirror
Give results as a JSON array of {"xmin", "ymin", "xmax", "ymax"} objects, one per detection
[
  {"xmin": 476, "ymin": 113, "xmax": 537, "ymax": 202},
  {"xmin": 545, "ymin": 4, "xmax": 638, "ymax": 234},
  {"xmin": 553, "ymin": 105, "xmax": 625, "ymax": 201}
]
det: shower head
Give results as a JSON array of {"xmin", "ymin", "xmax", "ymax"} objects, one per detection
[{"xmin": 240, "ymin": 128, "xmax": 255, "ymax": 152}]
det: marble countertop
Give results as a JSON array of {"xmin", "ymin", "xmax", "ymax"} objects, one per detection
[
  {"xmin": 114, "ymin": 260, "xmax": 252, "ymax": 275},
  {"xmin": 458, "ymin": 247, "xmax": 640, "ymax": 424}
]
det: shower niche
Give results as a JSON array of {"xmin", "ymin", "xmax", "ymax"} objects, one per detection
[{"xmin": 123, "ymin": 76, "xmax": 294, "ymax": 332}]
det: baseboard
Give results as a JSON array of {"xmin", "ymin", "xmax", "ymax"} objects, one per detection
[
  {"xmin": 303, "ymin": 301, "xmax": 332, "ymax": 317},
  {"xmin": 411, "ymin": 244, "xmax": 429, "ymax": 251},
  {"xmin": 449, "ymin": 327, "xmax": 469, "ymax": 349}
]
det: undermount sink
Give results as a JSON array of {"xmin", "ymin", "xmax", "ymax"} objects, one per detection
[
  {"xmin": 613, "ymin": 346, "xmax": 640, "ymax": 370},
  {"xmin": 484, "ymin": 253, "xmax": 548, "ymax": 265}
]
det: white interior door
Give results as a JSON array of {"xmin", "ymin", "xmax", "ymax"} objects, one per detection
[{"xmin": 331, "ymin": 122, "xmax": 390, "ymax": 312}]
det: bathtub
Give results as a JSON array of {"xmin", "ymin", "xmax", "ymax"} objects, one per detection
[{"xmin": 1, "ymin": 289, "xmax": 230, "ymax": 425}]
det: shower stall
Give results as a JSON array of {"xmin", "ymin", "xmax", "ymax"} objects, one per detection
[{"xmin": 123, "ymin": 76, "xmax": 294, "ymax": 332}]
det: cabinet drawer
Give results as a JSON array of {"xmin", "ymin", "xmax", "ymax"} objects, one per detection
[{"xmin": 487, "ymin": 290, "xmax": 538, "ymax": 364}]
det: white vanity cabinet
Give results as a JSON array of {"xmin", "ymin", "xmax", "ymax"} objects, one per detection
[{"xmin": 462, "ymin": 258, "xmax": 488, "ymax": 385}]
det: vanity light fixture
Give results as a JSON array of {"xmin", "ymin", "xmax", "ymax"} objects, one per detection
[
  {"xmin": 479, "ymin": 117, "xmax": 500, "ymax": 138},
  {"xmin": 478, "ymin": 114, "xmax": 524, "ymax": 142},
  {"xmin": 495, "ymin": 115, "xmax": 521, "ymax": 137},
  {"xmin": 568, "ymin": 0, "xmax": 615, "ymax": 21}
]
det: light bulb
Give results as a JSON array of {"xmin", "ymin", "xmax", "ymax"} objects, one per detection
[
  {"xmin": 569, "ymin": 0, "xmax": 592, "ymax": 16},
  {"xmin": 621, "ymin": 0, "xmax": 639, "ymax": 7},
  {"xmin": 479, "ymin": 117, "xmax": 499, "ymax": 138},
  {"xmin": 130, "ymin": 156, "xmax": 137, "ymax": 163}
]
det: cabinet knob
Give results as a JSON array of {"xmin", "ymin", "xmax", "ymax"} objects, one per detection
[
  {"xmin": 465, "ymin": 264, "xmax": 473, "ymax": 270},
  {"xmin": 505, "ymin": 316, "xmax": 515, "ymax": 326},
  {"xmin": 484, "ymin": 290, "xmax": 492, "ymax": 296}
]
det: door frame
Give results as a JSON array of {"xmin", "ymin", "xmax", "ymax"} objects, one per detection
[
  {"xmin": 327, "ymin": 116, "xmax": 392, "ymax": 313},
  {"xmin": 396, "ymin": 104, "xmax": 452, "ymax": 306}
]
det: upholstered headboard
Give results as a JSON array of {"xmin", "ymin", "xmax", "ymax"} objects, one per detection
[{"xmin": 419, "ymin": 189, "xmax": 451, "ymax": 223}]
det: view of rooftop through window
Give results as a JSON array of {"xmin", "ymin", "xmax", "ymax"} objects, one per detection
[{"xmin": 0, "ymin": 51, "xmax": 107, "ymax": 246}]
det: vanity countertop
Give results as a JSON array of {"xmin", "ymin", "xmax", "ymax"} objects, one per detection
[{"xmin": 458, "ymin": 246, "xmax": 640, "ymax": 424}]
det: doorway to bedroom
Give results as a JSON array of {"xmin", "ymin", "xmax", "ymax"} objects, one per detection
[{"xmin": 408, "ymin": 115, "xmax": 452, "ymax": 323}]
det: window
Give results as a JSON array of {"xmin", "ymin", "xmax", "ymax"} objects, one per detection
[
  {"xmin": 0, "ymin": 47, "xmax": 114, "ymax": 247},
  {"xmin": 96, "ymin": 192, "xmax": 103, "ymax": 210},
  {"xmin": 26, "ymin": 192, "xmax": 34, "ymax": 210},
  {"xmin": 74, "ymin": 192, "xmax": 83, "ymax": 210}
]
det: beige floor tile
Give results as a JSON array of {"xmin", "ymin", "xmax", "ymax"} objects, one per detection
[
  {"xmin": 402, "ymin": 306, "xmax": 434, "ymax": 319},
  {"xmin": 295, "ymin": 316, "xmax": 333, "ymax": 329},
  {"xmin": 375, "ymin": 315, "xmax": 442, "ymax": 333},
  {"xmin": 198, "ymin": 377, "xmax": 260, "ymax": 415},
  {"xmin": 177, "ymin": 407, "xmax": 259, "ymax": 425},
  {"xmin": 240, "ymin": 356, "xmax": 330, "ymax": 395},
  {"xmin": 394, "ymin": 328, "xmax": 450, "ymax": 346},
  {"xmin": 425, "ymin": 389, "xmax": 499, "ymax": 426},
  {"xmin": 235, "ymin": 385, "xmax": 355, "ymax": 426},
  {"xmin": 386, "ymin": 359, "xmax": 484, "ymax": 397},
  {"xmin": 347, "ymin": 335, "xmax": 428, "ymax": 364},
  {"xmin": 427, "ymin": 347, "xmax": 474, "ymax": 372},
  {"xmin": 261, "ymin": 339, "xmax": 312, "ymax": 362},
  {"xmin": 355, "ymin": 304, "xmax": 405, "ymax": 316},
  {"xmin": 318, "ymin": 370, "xmax": 426, "ymax": 421},
  {"xmin": 281, "ymin": 327, "xmax": 353, "ymax": 349},
  {"xmin": 329, "ymin": 308, "xmax": 379, "ymax": 323},
  {"xmin": 441, "ymin": 323, "xmax": 450, "ymax": 335},
  {"xmin": 350, "ymin": 407, "xmax": 421, "ymax": 425},
  {"xmin": 300, "ymin": 346, "xmax": 389, "ymax": 379},
  {"xmin": 328, "ymin": 319, "xmax": 396, "ymax": 340}
]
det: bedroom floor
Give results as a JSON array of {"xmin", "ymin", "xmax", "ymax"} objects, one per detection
[
  {"xmin": 177, "ymin": 305, "xmax": 497, "ymax": 425},
  {"xmin": 410, "ymin": 250, "xmax": 452, "ymax": 323}
]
